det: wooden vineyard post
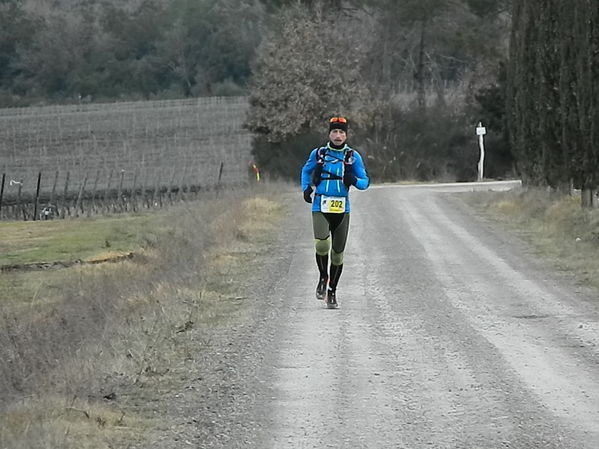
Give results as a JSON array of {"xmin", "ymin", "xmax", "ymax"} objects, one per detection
[
  {"xmin": 139, "ymin": 167, "xmax": 147, "ymax": 209},
  {"xmin": 131, "ymin": 168, "xmax": 138, "ymax": 212},
  {"xmin": 176, "ymin": 165, "xmax": 188, "ymax": 202},
  {"xmin": 63, "ymin": 171, "xmax": 71, "ymax": 217},
  {"xmin": 217, "ymin": 162, "xmax": 224, "ymax": 185},
  {"xmin": 117, "ymin": 169, "xmax": 125, "ymax": 212},
  {"xmin": 16, "ymin": 179, "xmax": 24, "ymax": 220},
  {"xmin": 0, "ymin": 173, "xmax": 5, "ymax": 219},
  {"xmin": 104, "ymin": 169, "xmax": 113, "ymax": 214},
  {"xmin": 90, "ymin": 169, "xmax": 101, "ymax": 215},
  {"xmin": 215, "ymin": 162, "xmax": 224, "ymax": 198},
  {"xmin": 50, "ymin": 170, "xmax": 59, "ymax": 210},
  {"xmin": 33, "ymin": 171, "xmax": 42, "ymax": 221},
  {"xmin": 74, "ymin": 172, "xmax": 88, "ymax": 217}
]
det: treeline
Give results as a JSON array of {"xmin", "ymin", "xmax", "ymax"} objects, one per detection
[
  {"xmin": 0, "ymin": 0, "xmax": 508, "ymax": 107},
  {"xmin": 507, "ymin": 0, "xmax": 599, "ymax": 206},
  {"xmin": 0, "ymin": 0, "xmax": 263, "ymax": 104}
]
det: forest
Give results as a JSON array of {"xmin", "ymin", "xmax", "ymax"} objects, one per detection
[{"xmin": 0, "ymin": 0, "xmax": 597, "ymax": 203}]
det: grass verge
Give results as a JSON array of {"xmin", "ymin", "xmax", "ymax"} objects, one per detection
[
  {"xmin": 463, "ymin": 187, "xmax": 599, "ymax": 292},
  {"xmin": 0, "ymin": 184, "xmax": 288, "ymax": 449}
]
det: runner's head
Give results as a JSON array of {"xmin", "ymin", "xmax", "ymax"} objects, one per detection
[{"xmin": 328, "ymin": 116, "xmax": 348, "ymax": 147}]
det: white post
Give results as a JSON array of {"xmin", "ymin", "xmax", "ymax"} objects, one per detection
[{"xmin": 476, "ymin": 122, "xmax": 486, "ymax": 181}]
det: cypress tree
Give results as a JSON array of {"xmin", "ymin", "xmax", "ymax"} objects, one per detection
[
  {"xmin": 575, "ymin": 0, "xmax": 599, "ymax": 206},
  {"xmin": 507, "ymin": 0, "xmax": 545, "ymax": 185},
  {"xmin": 508, "ymin": 0, "xmax": 598, "ymax": 203}
]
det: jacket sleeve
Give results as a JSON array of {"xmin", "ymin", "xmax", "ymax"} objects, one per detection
[
  {"xmin": 301, "ymin": 149, "xmax": 318, "ymax": 191},
  {"xmin": 352, "ymin": 151, "xmax": 370, "ymax": 190}
]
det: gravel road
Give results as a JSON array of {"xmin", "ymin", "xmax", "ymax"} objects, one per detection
[{"xmin": 149, "ymin": 183, "xmax": 599, "ymax": 449}]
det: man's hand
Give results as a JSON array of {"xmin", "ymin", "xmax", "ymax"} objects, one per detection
[
  {"xmin": 303, "ymin": 186, "xmax": 313, "ymax": 203},
  {"xmin": 343, "ymin": 169, "xmax": 357, "ymax": 188}
]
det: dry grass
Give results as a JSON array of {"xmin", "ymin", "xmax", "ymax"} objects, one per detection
[
  {"xmin": 2, "ymin": 396, "xmax": 153, "ymax": 449},
  {"xmin": 464, "ymin": 187, "xmax": 599, "ymax": 291},
  {"xmin": 0, "ymin": 183, "xmax": 288, "ymax": 449}
]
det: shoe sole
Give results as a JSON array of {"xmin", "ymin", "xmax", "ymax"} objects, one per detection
[{"xmin": 326, "ymin": 302, "xmax": 339, "ymax": 309}]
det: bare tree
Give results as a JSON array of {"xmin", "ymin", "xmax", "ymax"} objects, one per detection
[{"xmin": 246, "ymin": 2, "xmax": 368, "ymax": 142}]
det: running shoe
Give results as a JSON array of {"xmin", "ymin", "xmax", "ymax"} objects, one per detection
[
  {"xmin": 316, "ymin": 276, "xmax": 328, "ymax": 300},
  {"xmin": 326, "ymin": 289, "xmax": 338, "ymax": 309}
]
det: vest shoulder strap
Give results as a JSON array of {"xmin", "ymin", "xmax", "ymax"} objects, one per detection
[
  {"xmin": 316, "ymin": 147, "xmax": 327, "ymax": 164},
  {"xmin": 344, "ymin": 149, "xmax": 354, "ymax": 164}
]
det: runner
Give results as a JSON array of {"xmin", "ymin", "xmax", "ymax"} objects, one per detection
[{"xmin": 300, "ymin": 116, "xmax": 370, "ymax": 308}]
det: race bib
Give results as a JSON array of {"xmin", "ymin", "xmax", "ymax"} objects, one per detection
[{"xmin": 321, "ymin": 196, "xmax": 346, "ymax": 214}]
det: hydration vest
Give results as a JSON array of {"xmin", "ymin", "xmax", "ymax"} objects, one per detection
[{"xmin": 311, "ymin": 147, "xmax": 354, "ymax": 186}]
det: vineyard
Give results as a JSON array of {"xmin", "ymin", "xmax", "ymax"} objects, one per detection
[{"xmin": 0, "ymin": 96, "xmax": 254, "ymax": 220}]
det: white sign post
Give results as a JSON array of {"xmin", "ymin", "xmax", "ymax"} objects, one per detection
[{"xmin": 476, "ymin": 122, "xmax": 486, "ymax": 181}]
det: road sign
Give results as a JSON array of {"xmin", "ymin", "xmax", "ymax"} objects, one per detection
[{"xmin": 476, "ymin": 122, "xmax": 485, "ymax": 181}]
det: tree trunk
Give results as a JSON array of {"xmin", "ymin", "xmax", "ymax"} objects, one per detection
[
  {"xmin": 416, "ymin": 19, "xmax": 426, "ymax": 110},
  {"xmin": 580, "ymin": 187, "xmax": 597, "ymax": 208}
]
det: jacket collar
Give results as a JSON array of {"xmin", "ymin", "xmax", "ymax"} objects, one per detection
[{"xmin": 326, "ymin": 142, "xmax": 349, "ymax": 152}]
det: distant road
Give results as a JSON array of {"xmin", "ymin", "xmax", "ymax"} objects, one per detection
[{"xmin": 371, "ymin": 179, "xmax": 523, "ymax": 192}]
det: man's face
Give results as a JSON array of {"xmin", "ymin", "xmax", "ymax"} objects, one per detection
[{"xmin": 329, "ymin": 129, "xmax": 347, "ymax": 146}]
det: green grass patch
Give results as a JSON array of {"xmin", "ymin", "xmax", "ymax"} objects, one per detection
[{"xmin": 0, "ymin": 213, "xmax": 162, "ymax": 267}]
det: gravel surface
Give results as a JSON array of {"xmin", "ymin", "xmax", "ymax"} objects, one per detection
[{"xmin": 138, "ymin": 183, "xmax": 599, "ymax": 449}]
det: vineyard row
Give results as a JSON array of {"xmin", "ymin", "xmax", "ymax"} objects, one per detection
[{"xmin": 0, "ymin": 162, "xmax": 250, "ymax": 221}]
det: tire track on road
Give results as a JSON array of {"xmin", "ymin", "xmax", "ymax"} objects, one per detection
[{"xmin": 390, "ymin": 189, "xmax": 599, "ymax": 447}]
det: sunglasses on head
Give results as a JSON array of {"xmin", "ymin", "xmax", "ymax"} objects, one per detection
[{"xmin": 329, "ymin": 117, "xmax": 347, "ymax": 124}]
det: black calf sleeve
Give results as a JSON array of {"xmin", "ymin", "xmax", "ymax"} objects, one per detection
[
  {"xmin": 329, "ymin": 263, "xmax": 343, "ymax": 290},
  {"xmin": 316, "ymin": 254, "xmax": 328, "ymax": 278}
]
